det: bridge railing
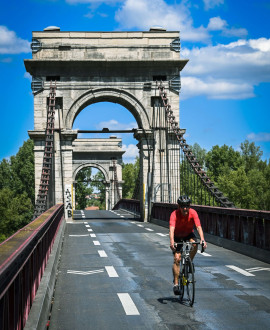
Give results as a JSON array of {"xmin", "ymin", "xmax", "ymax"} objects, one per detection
[
  {"xmin": 151, "ymin": 202, "xmax": 270, "ymax": 251},
  {"xmin": 0, "ymin": 204, "xmax": 64, "ymax": 330},
  {"xmin": 113, "ymin": 199, "xmax": 141, "ymax": 218}
]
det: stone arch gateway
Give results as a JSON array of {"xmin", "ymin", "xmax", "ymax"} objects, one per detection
[{"xmin": 25, "ymin": 29, "xmax": 188, "ymax": 220}]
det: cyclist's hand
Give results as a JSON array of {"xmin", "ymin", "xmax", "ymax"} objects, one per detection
[
  {"xmin": 200, "ymin": 240, "xmax": 207, "ymax": 249},
  {"xmin": 170, "ymin": 242, "xmax": 176, "ymax": 251}
]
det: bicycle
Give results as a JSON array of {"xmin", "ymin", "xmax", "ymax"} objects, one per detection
[{"xmin": 174, "ymin": 240, "xmax": 205, "ymax": 307}]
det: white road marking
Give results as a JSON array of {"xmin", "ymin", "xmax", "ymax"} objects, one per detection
[
  {"xmin": 117, "ymin": 293, "xmax": 140, "ymax": 315},
  {"xmin": 85, "ymin": 225, "xmax": 90, "ymax": 228},
  {"xmin": 145, "ymin": 228, "xmax": 154, "ymax": 232},
  {"xmin": 198, "ymin": 250, "xmax": 212, "ymax": 257},
  {"xmin": 87, "ymin": 229, "xmax": 93, "ymax": 232},
  {"xmin": 105, "ymin": 266, "xmax": 119, "ymax": 277},
  {"xmin": 90, "ymin": 234, "xmax": 96, "ymax": 238},
  {"xmin": 130, "ymin": 222, "xmax": 136, "ymax": 224},
  {"xmin": 246, "ymin": 267, "xmax": 270, "ymax": 273},
  {"xmin": 93, "ymin": 240, "xmax": 100, "ymax": 245},
  {"xmin": 84, "ymin": 222, "xmax": 88, "ymax": 224},
  {"xmin": 69, "ymin": 234, "xmax": 89, "ymax": 237},
  {"xmin": 67, "ymin": 269, "xmax": 104, "ymax": 276},
  {"xmin": 157, "ymin": 233, "xmax": 167, "ymax": 237},
  {"xmin": 98, "ymin": 250, "xmax": 107, "ymax": 257},
  {"xmin": 226, "ymin": 265, "xmax": 255, "ymax": 277},
  {"xmin": 120, "ymin": 216, "xmax": 125, "ymax": 218},
  {"xmin": 137, "ymin": 224, "xmax": 144, "ymax": 227}
]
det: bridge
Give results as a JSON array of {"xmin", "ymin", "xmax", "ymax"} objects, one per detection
[{"xmin": 0, "ymin": 28, "xmax": 270, "ymax": 329}]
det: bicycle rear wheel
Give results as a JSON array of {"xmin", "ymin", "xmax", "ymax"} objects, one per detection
[{"xmin": 186, "ymin": 257, "xmax": 195, "ymax": 306}]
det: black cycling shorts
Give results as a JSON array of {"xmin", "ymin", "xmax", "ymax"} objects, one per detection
[{"xmin": 173, "ymin": 232, "xmax": 197, "ymax": 253}]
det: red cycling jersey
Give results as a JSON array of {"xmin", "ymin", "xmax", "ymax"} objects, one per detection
[{"xmin": 169, "ymin": 208, "xmax": 201, "ymax": 237}]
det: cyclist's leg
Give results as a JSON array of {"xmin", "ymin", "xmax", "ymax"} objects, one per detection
[
  {"xmin": 173, "ymin": 251, "xmax": 181, "ymax": 285},
  {"xmin": 186, "ymin": 233, "xmax": 198, "ymax": 260}
]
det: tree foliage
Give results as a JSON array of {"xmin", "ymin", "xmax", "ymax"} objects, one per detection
[
  {"xmin": 122, "ymin": 157, "xmax": 140, "ymax": 199},
  {"xmin": 0, "ymin": 139, "xmax": 34, "ymax": 242}
]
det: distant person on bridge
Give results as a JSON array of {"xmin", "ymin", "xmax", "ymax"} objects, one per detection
[{"xmin": 169, "ymin": 195, "xmax": 207, "ymax": 295}]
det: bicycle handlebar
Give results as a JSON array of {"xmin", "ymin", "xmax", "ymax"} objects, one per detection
[{"xmin": 174, "ymin": 240, "xmax": 205, "ymax": 253}]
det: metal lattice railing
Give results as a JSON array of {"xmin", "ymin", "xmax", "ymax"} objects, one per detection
[{"xmin": 157, "ymin": 81, "xmax": 235, "ymax": 208}]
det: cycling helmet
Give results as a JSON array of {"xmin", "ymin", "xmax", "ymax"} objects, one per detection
[{"xmin": 177, "ymin": 195, "xmax": 191, "ymax": 207}]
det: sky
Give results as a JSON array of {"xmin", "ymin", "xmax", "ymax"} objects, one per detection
[{"xmin": 0, "ymin": 0, "xmax": 270, "ymax": 164}]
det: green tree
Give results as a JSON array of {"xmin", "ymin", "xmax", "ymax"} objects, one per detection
[
  {"xmin": 75, "ymin": 167, "xmax": 93, "ymax": 209},
  {"xmin": 122, "ymin": 157, "xmax": 140, "ymax": 198},
  {"xmin": 10, "ymin": 139, "xmax": 35, "ymax": 203},
  {"xmin": 191, "ymin": 143, "xmax": 207, "ymax": 168},
  {"xmin": 217, "ymin": 167, "xmax": 255, "ymax": 209},
  {"xmin": 240, "ymin": 140, "xmax": 263, "ymax": 173},
  {"xmin": 205, "ymin": 145, "xmax": 243, "ymax": 182},
  {"xmin": 90, "ymin": 170, "xmax": 106, "ymax": 209},
  {"xmin": 0, "ymin": 188, "xmax": 33, "ymax": 242}
]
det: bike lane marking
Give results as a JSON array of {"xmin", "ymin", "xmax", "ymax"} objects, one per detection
[
  {"xmin": 117, "ymin": 293, "xmax": 140, "ymax": 315},
  {"xmin": 226, "ymin": 265, "xmax": 255, "ymax": 276}
]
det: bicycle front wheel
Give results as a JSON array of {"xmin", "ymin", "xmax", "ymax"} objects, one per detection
[{"xmin": 186, "ymin": 257, "xmax": 195, "ymax": 306}]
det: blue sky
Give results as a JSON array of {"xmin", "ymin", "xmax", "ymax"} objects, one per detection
[{"xmin": 0, "ymin": 0, "xmax": 269, "ymax": 163}]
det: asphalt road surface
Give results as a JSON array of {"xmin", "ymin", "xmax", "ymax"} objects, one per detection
[{"xmin": 48, "ymin": 210, "xmax": 270, "ymax": 330}]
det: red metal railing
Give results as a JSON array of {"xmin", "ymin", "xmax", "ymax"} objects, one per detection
[
  {"xmin": 0, "ymin": 204, "xmax": 64, "ymax": 330},
  {"xmin": 151, "ymin": 202, "xmax": 270, "ymax": 251}
]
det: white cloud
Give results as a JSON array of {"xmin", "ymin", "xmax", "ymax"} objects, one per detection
[
  {"xmin": 207, "ymin": 16, "xmax": 227, "ymax": 30},
  {"xmin": 115, "ymin": 0, "xmax": 210, "ymax": 42},
  {"xmin": 96, "ymin": 119, "xmax": 137, "ymax": 130},
  {"xmin": 203, "ymin": 0, "xmax": 224, "ymax": 10},
  {"xmin": 122, "ymin": 143, "xmax": 139, "ymax": 162},
  {"xmin": 207, "ymin": 17, "xmax": 247, "ymax": 37},
  {"xmin": 66, "ymin": 0, "xmax": 121, "ymax": 3},
  {"xmin": 24, "ymin": 72, "xmax": 32, "ymax": 80},
  {"xmin": 181, "ymin": 76, "xmax": 254, "ymax": 100},
  {"xmin": 0, "ymin": 26, "xmax": 30, "ymax": 54},
  {"xmin": 247, "ymin": 133, "xmax": 270, "ymax": 142},
  {"xmin": 181, "ymin": 38, "xmax": 270, "ymax": 99}
]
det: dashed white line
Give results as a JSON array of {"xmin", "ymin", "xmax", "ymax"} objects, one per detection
[
  {"xmin": 198, "ymin": 250, "xmax": 212, "ymax": 257},
  {"xmin": 137, "ymin": 224, "xmax": 144, "ymax": 227},
  {"xmin": 156, "ymin": 233, "xmax": 167, "ymax": 237},
  {"xmin": 69, "ymin": 234, "xmax": 89, "ymax": 237},
  {"xmin": 117, "ymin": 293, "xmax": 140, "ymax": 315},
  {"xmin": 84, "ymin": 222, "xmax": 88, "ymax": 224},
  {"xmin": 87, "ymin": 229, "xmax": 93, "ymax": 232},
  {"xmin": 145, "ymin": 228, "xmax": 154, "ymax": 232},
  {"xmin": 85, "ymin": 225, "xmax": 90, "ymax": 228},
  {"xmin": 90, "ymin": 234, "xmax": 96, "ymax": 238},
  {"xmin": 226, "ymin": 265, "xmax": 255, "ymax": 277},
  {"xmin": 93, "ymin": 240, "xmax": 101, "ymax": 246},
  {"xmin": 98, "ymin": 250, "xmax": 107, "ymax": 257},
  {"xmin": 105, "ymin": 266, "xmax": 119, "ymax": 277}
]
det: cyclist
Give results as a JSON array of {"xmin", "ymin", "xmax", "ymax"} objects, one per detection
[{"xmin": 169, "ymin": 195, "xmax": 207, "ymax": 295}]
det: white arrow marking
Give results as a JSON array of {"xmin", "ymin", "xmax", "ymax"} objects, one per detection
[
  {"xmin": 67, "ymin": 269, "xmax": 104, "ymax": 276},
  {"xmin": 226, "ymin": 265, "xmax": 255, "ymax": 276}
]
